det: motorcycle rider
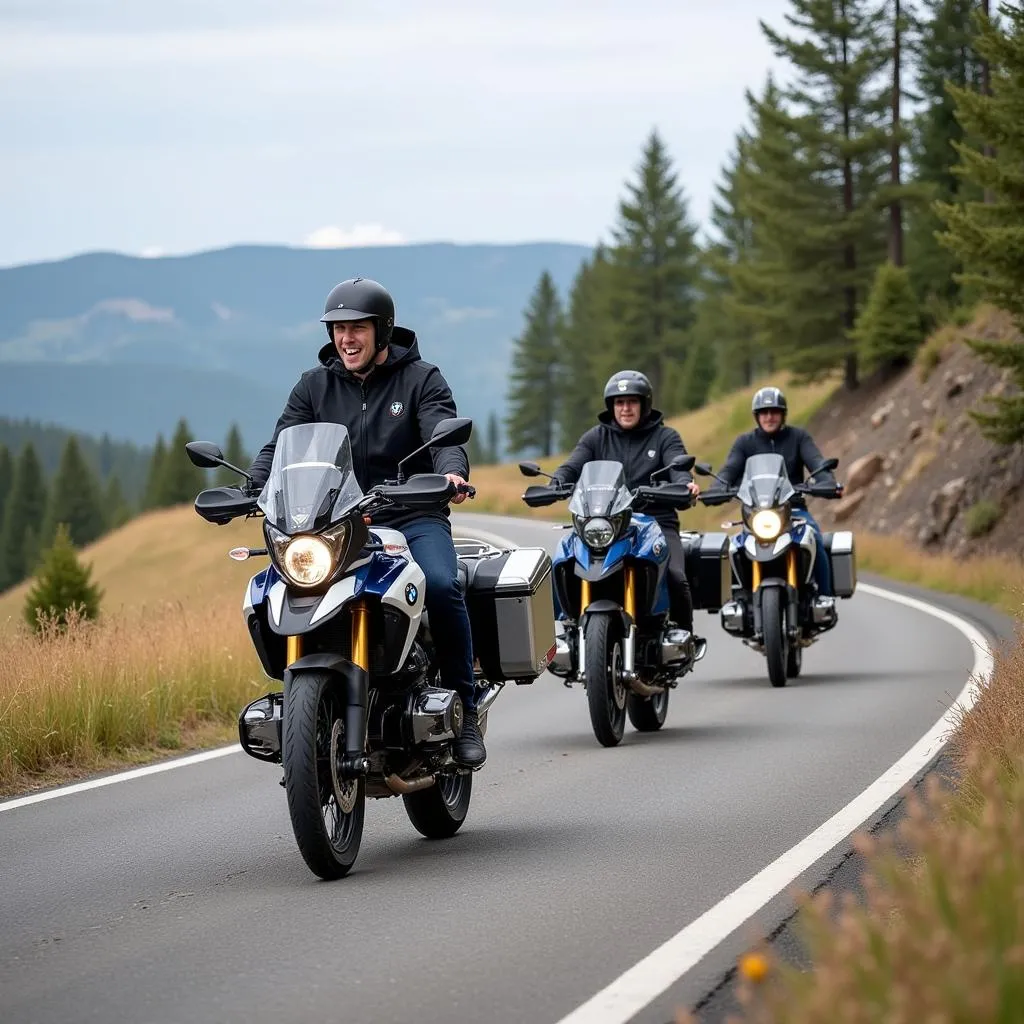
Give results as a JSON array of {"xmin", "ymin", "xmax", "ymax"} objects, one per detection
[
  {"xmin": 246, "ymin": 277, "xmax": 487, "ymax": 769},
  {"xmin": 713, "ymin": 386, "xmax": 841, "ymax": 600},
  {"xmin": 549, "ymin": 370, "xmax": 703, "ymax": 639}
]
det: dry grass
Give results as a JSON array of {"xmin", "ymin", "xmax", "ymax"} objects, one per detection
[
  {"xmin": 0, "ymin": 601, "xmax": 268, "ymax": 797},
  {"xmin": 855, "ymin": 531, "xmax": 1024, "ymax": 617},
  {"xmin": 675, "ymin": 618, "xmax": 1024, "ymax": 1023}
]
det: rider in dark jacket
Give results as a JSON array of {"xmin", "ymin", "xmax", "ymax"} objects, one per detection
[
  {"xmin": 246, "ymin": 277, "xmax": 487, "ymax": 769},
  {"xmin": 714, "ymin": 386, "xmax": 839, "ymax": 597},
  {"xmin": 550, "ymin": 370, "xmax": 701, "ymax": 635}
]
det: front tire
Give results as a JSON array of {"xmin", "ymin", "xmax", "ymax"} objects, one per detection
[
  {"xmin": 585, "ymin": 615, "xmax": 627, "ymax": 747},
  {"xmin": 282, "ymin": 671, "xmax": 366, "ymax": 880},
  {"xmin": 403, "ymin": 772, "xmax": 473, "ymax": 839},
  {"xmin": 627, "ymin": 690, "xmax": 669, "ymax": 732},
  {"xmin": 762, "ymin": 588, "xmax": 788, "ymax": 688}
]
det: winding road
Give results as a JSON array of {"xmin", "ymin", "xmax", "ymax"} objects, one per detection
[{"xmin": 0, "ymin": 512, "xmax": 991, "ymax": 1024}]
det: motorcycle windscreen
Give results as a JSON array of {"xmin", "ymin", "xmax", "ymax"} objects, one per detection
[
  {"xmin": 256, "ymin": 422, "xmax": 365, "ymax": 534},
  {"xmin": 736, "ymin": 453, "xmax": 797, "ymax": 509},
  {"xmin": 567, "ymin": 460, "xmax": 632, "ymax": 519}
]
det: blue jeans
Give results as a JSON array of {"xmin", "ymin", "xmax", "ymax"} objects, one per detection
[
  {"xmin": 402, "ymin": 517, "xmax": 477, "ymax": 711},
  {"xmin": 792, "ymin": 510, "xmax": 833, "ymax": 597}
]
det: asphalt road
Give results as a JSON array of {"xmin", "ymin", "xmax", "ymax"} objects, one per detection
[{"xmin": 0, "ymin": 512, "xmax": 982, "ymax": 1024}]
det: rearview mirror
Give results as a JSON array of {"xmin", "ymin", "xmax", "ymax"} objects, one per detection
[
  {"xmin": 186, "ymin": 441, "xmax": 225, "ymax": 469},
  {"xmin": 693, "ymin": 462, "xmax": 714, "ymax": 477},
  {"xmin": 429, "ymin": 417, "xmax": 473, "ymax": 448},
  {"xmin": 519, "ymin": 461, "xmax": 542, "ymax": 477},
  {"xmin": 673, "ymin": 454, "xmax": 696, "ymax": 472}
]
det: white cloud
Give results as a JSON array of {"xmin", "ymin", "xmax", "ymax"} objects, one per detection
[
  {"xmin": 303, "ymin": 224, "xmax": 406, "ymax": 249},
  {"xmin": 140, "ymin": 246, "xmax": 165, "ymax": 258}
]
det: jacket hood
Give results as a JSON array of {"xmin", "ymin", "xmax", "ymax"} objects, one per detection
[
  {"xmin": 318, "ymin": 325, "xmax": 421, "ymax": 373},
  {"xmin": 596, "ymin": 407, "xmax": 666, "ymax": 434}
]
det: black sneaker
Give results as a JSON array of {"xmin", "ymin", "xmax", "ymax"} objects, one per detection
[{"xmin": 453, "ymin": 709, "xmax": 487, "ymax": 768}]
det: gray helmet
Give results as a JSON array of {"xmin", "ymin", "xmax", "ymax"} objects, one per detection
[
  {"xmin": 320, "ymin": 277, "xmax": 395, "ymax": 353},
  {"xmin": 752, "ymin": 385, "xmax": 787, "ymax": 423},
  {"xmin": 603, "ymin": 370, "xmax": 653, "ymax": 418}
]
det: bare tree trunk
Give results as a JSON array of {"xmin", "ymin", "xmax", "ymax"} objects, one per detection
[
  {"xmin": 890, "ymin": 0, "xmax": 904, "ymax": 266},
  {"xmin": 841, "ymin": 0, "xmax": 859, "ymax": 389}
]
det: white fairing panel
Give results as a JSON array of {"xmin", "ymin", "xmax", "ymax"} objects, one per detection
[
  {"xmin": 267, "ymin": 580, "xmax": 286, "ymax": 628},
  {"xmin": 371, "ymin": 527, "xmax": 411, "ymax": 556},
  {"xmin": 380, "ymin": 560, "xmax": 427, "ymax": 668},
  {"xmin": 309, "ymin": 576, "xmax": 359, "ymax": 625}
]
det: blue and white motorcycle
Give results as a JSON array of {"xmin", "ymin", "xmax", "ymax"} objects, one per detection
[
  {"xmin": 694, "ymin": 452, "xmax": 855, "ymax": 687},
  {"xmin": 186, "ymin": 417, "xmax": 555, "ymax": 880},
  {"xmin": 518, "ymin": 456, "xmax": 728, "ymax": 747}
]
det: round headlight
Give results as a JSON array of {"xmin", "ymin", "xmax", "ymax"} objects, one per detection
[
  {"xmin": 582, "ymin": 517, "xmax": 616, "ymax": 548},
  {"xmin": 750, "ymin": 509, "xmax": 783, "ymax": 541},
  {"xmin": 283, "ymin": 535, "xmax": 334, "ymax": 586}
]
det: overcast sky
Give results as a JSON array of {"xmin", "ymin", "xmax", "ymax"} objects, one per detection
[{"xmin": 0, "ymin": 0, "xmax": 796, "ymax": 268}]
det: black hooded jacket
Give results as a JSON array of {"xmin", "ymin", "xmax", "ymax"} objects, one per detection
[
  {"xmin": 247, "ymin": 327, "xmax": 468, "ymax": 528},
  {"xmin": 550, "ymin": 409, "xmax": 694, "ymax": 530},
  {"xmin": 714, "ymin": 424, "xmax": 835, "ymax": 510}
]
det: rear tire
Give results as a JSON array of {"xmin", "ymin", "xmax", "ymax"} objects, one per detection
[
  {"xmin": 403, "ymin": 772, "xmax": 473, "ymax": 839},
  {"xmin": 282, "ymin": 671, "xmax": 365, "ymax": 880},
  {"xmin": 786, "ymin": 643, "xmax": 803, "ymax": 677},
  {"xmin": 627, "ymin": 690, "xmax": 669, "ymax": 732},
  {"xmin": 761, "ymin": 588, "xmax": 788, "ymax": 688},
  {"xmin": 585, "ymin": 615, "xmax": 627, "ymax": 747}
]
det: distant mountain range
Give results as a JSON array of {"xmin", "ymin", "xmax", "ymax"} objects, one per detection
[{"xmin": 0, "ymin": 242, "xmax": 592, "ymax": 451}]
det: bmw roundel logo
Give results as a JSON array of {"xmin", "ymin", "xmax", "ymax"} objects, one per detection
[
  {"xmin": 405, "ymin": 582, "xmax": 418, "ymax": 605},
  {"xmin": 653, "ymin": 539, "xmax": 665, "ymax": 556}
]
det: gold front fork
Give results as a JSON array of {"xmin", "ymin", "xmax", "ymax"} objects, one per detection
[
  {"xmin": 286, "ymin": 635, "xmax": 303, "ymax": 666},
  {"xmin": 623, "ymin": 565, "xmax": 636, "ymax": 620},
  {"xmin": 786, "ymin": 548, "xmax": 798, "ymax": 589},
  {"xmin": 351, "ymin": 599, "xmax": 370, "ymax": 671},
  {"xmin": 580, "ymin": 579, "xmax": 591, "ymax": 617},
  {"xmin": 751, "ymin": 559, "xmax": 762, "ymax": 592}
]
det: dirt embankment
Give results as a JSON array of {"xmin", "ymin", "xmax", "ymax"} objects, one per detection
[{"xmin": 806, "ymin": 308, "xmax": 1024, "ymax": 562}]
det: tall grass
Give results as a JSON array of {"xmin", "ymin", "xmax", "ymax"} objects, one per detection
[{"xmin": 0, "ymin": 601, "xmax": 269, "ymax": 796}]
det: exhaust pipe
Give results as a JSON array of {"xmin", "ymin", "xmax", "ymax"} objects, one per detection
[
  {"xmin": 384, "ymin": 773, "xmax": 437, "ymax": 795},
  {"xmin": 629, "ymin": 678, "xmax": 667, "ymax": 697}
]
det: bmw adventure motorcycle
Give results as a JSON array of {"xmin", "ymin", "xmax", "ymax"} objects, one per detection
[
  {"xmin": 518, "ymin": 455, "xmax": 730, "ymax": 747},
  {"xmin": 186, "ymin": 417, "xmax": 556, "ymax": 880},
  {"xmin": 694, "ymin": 453, "xmax": 855, "ymax": 687}
]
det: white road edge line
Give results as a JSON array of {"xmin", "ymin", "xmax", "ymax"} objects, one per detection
[
  {"xmin": 0, "ymin": 745, "xmax": 240, "ymax": 813},
  {"xmin": 551, "ymin": 580, "xmax": 994, "ymax": 1024}
]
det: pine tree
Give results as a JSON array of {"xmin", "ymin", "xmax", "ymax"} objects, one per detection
[
  {"xmin": 486, "ymin": 412, "xmax": 501, "ymax": 464},
  {"xmin": 216, "ymin": 423, "xmax": 251, "ymax": 486},
  {"xmin": 0, "ymin": 443, "xmax": 48, "ymax": 590},
  {"xmin": 906, "ymin": 0, "xmax": 985, "ymax": 308},
  {"xmin": 505, "ymin": 271, "xmax": 564, "ymax": 457},
  {"xmin": 852, "ymin": 260, "xmax": 926, "ymax": 371},
  {"xmin": 97, "ymin": 432, "xmax": 116, "ymax": 479},
  {"xmin": 24, "ymin": 523, "xmax": 103, "ymax": 634},
  {"xmin": 760, "ymin": 0, "xmax": 903, "ymax": 389},
  {"xmin": 730, "ymin": 78, "xmax": 847, "ymax": 380},
  {"xmin": 41, "ymin": 435, "xmax": 107, "ymax": 550},
  {"xmin": 143, "ymin": 435, "xmax": 168, "ymax": 510},
  {"xmin": 104, "ymin": 475, "xmax": 133, "ymax": 530},
  {"xmin": 557, "ymin": 247, "xmax": 619, "ymax": 451},
  {"xmin": 158, "ymin": 419, "xmax": 208, "ymax": 506},
  {"xmin": 935, "ymin": 1, "xmax": 1024, "ymax": 444},
  {"xmin": 0, "ymin": 443, "xmax": 11, "ymax": 588},
  {"xmin": 606, "ymin": 130, "xmax": 701, "ymax": 409}
]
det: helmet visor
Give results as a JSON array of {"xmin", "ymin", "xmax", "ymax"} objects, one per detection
[{"xmin": 321, "ymin": 307, "xmax": 377, "ymax": 324}]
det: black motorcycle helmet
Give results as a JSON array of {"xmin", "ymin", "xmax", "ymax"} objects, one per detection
[
  {"xmin": 320, "ymin": 277, "xmax": 396, "ymax": 355},
  {"xmin": 603, "ymin": 370, "xmax": 653, "ymax": 418},
  {"xmin": 751, "ymin": 385, "xmax": 788, "ymax": 425}
]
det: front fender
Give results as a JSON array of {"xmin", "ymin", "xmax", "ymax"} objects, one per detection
[
  {"xmin": 284, "ymin": 654, "xmax": 369, "ymax": 761},
  {"xmin": 580, "ymin": 600, "xmax": 633, "ymax": 638}
]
